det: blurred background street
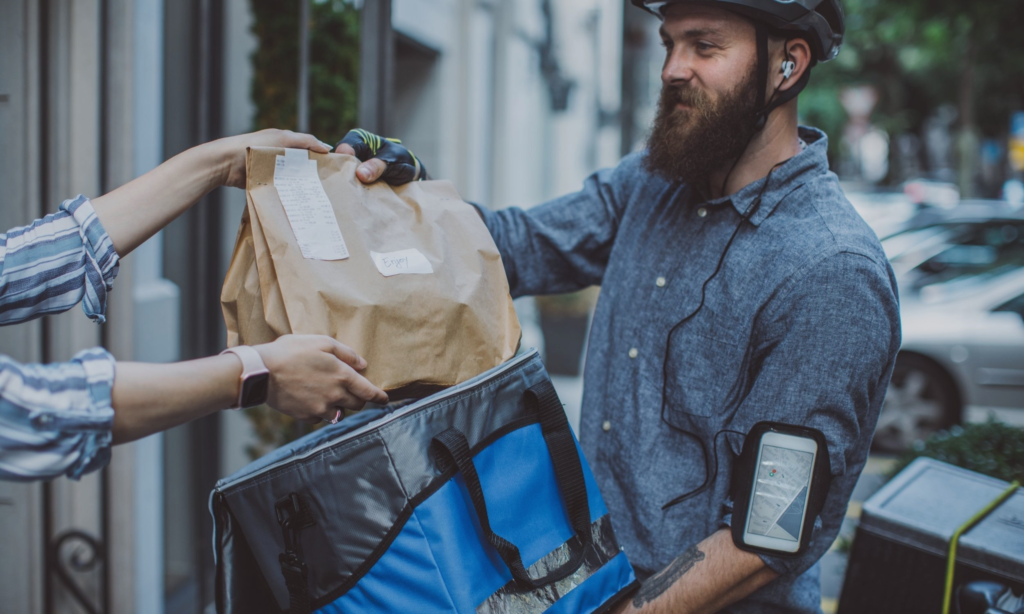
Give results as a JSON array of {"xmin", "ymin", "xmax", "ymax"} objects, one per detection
[{"xmin": 1, "ymin": 0, "xmax": 1022, "ymax": 612}]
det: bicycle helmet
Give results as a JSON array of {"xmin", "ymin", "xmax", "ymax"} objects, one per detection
[
  {"xmin": 632, "ymin": 0, "xmax": 845, "ymax": 127},
  {"xmin": 631, "ymin": 0, "xmax": 844, "ymax": 63}
]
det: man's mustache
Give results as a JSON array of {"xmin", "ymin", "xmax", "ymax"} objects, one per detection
[{"xmin": 661, "ymin": 85, "xmax": 714, "ymax": 120}]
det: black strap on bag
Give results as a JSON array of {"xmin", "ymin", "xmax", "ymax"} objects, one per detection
[
  {"xmin": 526, "ymin": 381, "xmax": 592, "ymax": 546},
  {"xmin": 279, "ymin": 553, "xmax": 310, "ymax": 614},
  {"xmin": 274, "ymin": 381, "xmax": 591, "ymax": 609},
  {"xmin": 431, "ymin": 381, "xmax": 593, "ymax": 589},
  {"xmin": 275, "ymin": 493, "xmax": 316, "ymax": 614}
]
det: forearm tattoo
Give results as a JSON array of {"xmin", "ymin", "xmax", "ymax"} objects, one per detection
[{"xmin": 632, "ymin": 546, "xmax": 706, "ymax": 608}]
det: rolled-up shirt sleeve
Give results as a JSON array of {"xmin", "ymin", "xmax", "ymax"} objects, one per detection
[
  {"xmin": 0, "ymin": 348, "xmax": 116, "ymax": 482},
  {"xmin": 719, "ymin": 250, "xmax": 901, "ymax": 577},
  {"xmin": 0, "ymin": 195, "xmax": 120, "ymax": 325}
]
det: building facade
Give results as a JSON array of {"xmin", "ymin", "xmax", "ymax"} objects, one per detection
[{"xmin": 0, "ymin": 0, "xmax": 643, "ymax": 611}]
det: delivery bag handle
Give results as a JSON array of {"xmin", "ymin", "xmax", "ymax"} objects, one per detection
[{"xmin": 431, "ymin": 381, "xmax": 593, "ymax": 588}]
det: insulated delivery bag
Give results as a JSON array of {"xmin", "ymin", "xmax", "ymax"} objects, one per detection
[{"xmin": 211, "ymin": 350, "xmax": 638, "ymax": 613}]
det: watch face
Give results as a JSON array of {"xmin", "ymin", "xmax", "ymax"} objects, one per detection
[{"xmin": 240, "ymin": 372, "xmax": 270, "ymax": 408}]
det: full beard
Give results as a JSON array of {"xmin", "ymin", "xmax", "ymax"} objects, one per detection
[{"xmin": 643, "ymin": 62, "xmax": 761, "ymax": 189}]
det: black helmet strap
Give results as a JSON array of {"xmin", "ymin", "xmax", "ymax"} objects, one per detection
[{"xmin": 752, "ymin": 23, "xmax": 810, "ymax": 130}]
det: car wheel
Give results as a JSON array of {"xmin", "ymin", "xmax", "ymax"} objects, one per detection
[{"xmin": 874, "ymin": 353, "xmax": 961, "ymax": 452}]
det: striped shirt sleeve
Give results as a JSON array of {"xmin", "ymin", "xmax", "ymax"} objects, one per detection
[
  {"xmin": 0, "ymin": 195, "xmax": 120, "ymax": 325},
  {"xmin": 0, "ymin": 195, "xmax": 120, "ymax": 481},
  {"xmin": 0, "ymin": 348, "xmax": 116, "ymax": 481}
]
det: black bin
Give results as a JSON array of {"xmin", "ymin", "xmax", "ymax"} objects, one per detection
[{"xmin": 839, "ymin": 458, "xmax": 1024, "ymax": 614}]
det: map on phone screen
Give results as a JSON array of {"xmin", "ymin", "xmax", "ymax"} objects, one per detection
[{"xmin": 747, "ymin": 445, "xmax": 814, "ymax": 541}]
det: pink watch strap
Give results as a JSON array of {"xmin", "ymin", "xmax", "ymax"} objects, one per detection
[{"xmin": 220, "ymin": 346, "xmax": 269, "ymax": 409}]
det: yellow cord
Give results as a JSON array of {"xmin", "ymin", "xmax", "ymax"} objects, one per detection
[{"xmin": 942, "ymin": 480, "xmax": 1020, "ymax": 614}]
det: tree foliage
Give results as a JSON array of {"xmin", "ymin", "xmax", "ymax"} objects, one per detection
[
  {"xmin": 890, "ymin": 421, "xmax": 1024, "ymax": 485},
  {"xmin": 250, "ymin": 0, "xmax": 360, "ymax": 142},
  {"xmin": 801, "ymin": 0, "xmax": 1024, "ymax": 168},
  {"xmin": 246, "ymin": 0, "xmax": 361, "ymax": 457}
]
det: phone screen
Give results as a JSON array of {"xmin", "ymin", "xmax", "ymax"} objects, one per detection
[{"xmin": 746, "ymin": 444, "xmax": 815, "ymax": 542}]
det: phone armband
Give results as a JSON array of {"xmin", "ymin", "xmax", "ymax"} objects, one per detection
[{"xmin": 730, "ymin": 421, "xmax": 832, "ymax": 557}]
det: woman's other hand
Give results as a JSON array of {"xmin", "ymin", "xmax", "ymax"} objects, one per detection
[
  {"xmin": 254, "ymin": 334, "xmax": 388, "ymax": 424},
  {"xmin": 213, "ymin": 129, "xmax": 333, "ymax": 189}
]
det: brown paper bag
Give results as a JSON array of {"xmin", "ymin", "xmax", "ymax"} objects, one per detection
[{"xmin": 221, "ymin": 146, "xmax": 521, "ymax": 397}]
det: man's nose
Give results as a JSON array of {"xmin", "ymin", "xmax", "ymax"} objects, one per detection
[{"xmin": 662, "ymin": 49, "xmax": 695, "ymax": 85}]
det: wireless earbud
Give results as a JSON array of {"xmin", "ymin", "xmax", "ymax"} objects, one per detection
[{"xmin": 781, "ymin": 60, "xmax": 796, "ymax": 80}]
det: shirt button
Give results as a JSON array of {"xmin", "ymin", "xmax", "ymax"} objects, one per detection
[
  {"xmin": 697, "ymin": 207, "xmax": 708, "ymax": 218},
  {"xmin": 655, "ymin": 276, "xmax": 666, "ymax": 287},
  {"xmin": 628, "ymin": 348, "xmax": 638, "ymax": 359},
  {"xmin": 602, "ymin": 420, "xmax": 611, "ymax": 432},
  {"xmin": 35, "ymin": 414, "xmax": 54, "ymax": 427}
]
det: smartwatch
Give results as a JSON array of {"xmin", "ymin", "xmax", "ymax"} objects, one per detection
[{"xmin": 221, "ymin": 346, "xmax": 271, "ymax": 409}]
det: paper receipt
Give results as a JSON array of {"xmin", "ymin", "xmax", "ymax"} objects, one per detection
[
  {"xmin": 370, "ymin": 249, "xmax": 434, "ymax": 277},
  {"xmin": 273, "ymin": 148, "xmax": 349, "ymax": 260}
]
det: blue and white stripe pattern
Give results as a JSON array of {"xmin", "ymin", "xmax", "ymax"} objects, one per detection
[
  {"xmin": 0, "ymin": 195, "xmax": 119, "ymax": 482},
  {"xmin": 0, "ymin": 195, "xmax": 119, "ymax": 324}
]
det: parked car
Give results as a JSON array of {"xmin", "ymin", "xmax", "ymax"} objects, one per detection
[
  {"xmin": 892, "ymin": 199, "xmax": 1024, "ymax": 242},
  {"xmin": 845, "ymin": 188, "xmax": 918, "ymax": 239},
  {"xmin": 874, "ymin": 212, "xmax": 1024, "ymax": 451}
]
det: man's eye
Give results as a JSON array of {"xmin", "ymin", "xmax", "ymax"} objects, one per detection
[
  {"xmin": 697, "ymin": 42, "xmax": 715, "ymax": 52},
  {"xmin": 661, "ymin": 39, "xmax": 673, "ymax": 50}
]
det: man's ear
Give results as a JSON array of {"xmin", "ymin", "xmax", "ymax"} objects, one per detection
[{"xmin": 777, "ymin": 38, "xmax": 812, "ymax": 92}]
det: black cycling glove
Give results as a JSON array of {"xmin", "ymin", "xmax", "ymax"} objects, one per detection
[{"xmin": 334, "ymin": 128, "xmax": 429, "ymax": 186}]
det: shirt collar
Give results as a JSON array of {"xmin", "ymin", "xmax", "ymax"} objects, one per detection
[{"xmin": 694, "ymin": 126, "xmax": 830, "ymax": 227}]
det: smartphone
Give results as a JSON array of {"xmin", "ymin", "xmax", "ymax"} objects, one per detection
[{"xmin": 740, "ymin": 430, "xmax": 818, "ymax": 554}]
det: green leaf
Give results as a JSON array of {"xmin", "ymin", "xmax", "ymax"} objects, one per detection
[{"xmin": 888, "ymin": 420, "xmax": 1024, "ymax": 485}]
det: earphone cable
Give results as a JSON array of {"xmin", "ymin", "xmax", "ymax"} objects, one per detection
[
  {"xmin": 658, "ymin": 162, "xmax": 781, "ymax": 510},
  {"xmin": 654, "ymin": 38, "xmax": 797, "ymax": 510},
  {"xmin": 661, "ymin": 429, "xmax": 748, "ymax": 509}
]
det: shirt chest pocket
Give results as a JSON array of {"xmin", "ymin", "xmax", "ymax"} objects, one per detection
[{"xmin": 663, "ymin": 308, "xmax": 749, "ymax": 420}]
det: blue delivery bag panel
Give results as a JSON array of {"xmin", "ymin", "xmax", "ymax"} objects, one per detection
[{"xmin": 210, "ymin": 349, "xmax": 638, "ymax": 614}]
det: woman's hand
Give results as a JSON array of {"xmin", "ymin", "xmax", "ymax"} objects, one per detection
[
  {"xmin": 254, "ymin": 334, "xmax": 389, "ymax": 423},
  {"xmin": 92, "ymin": 128, "xmax": 332, "ymax": 258},
  {"xmin": 110, "ymin": 334, "xmax": 387, "ymax": 443},
  {"xmin": 211, "ymin": 129, "xmax": 333, "ymax": 189}
]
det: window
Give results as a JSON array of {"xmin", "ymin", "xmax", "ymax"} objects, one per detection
[
  {"xmin": 995, "ymin": 292, "xmax": 1024, "ymax": 321},
  {"xmin": 884, "ymin": 221, "xmax": 1024, "ymax": 294}
]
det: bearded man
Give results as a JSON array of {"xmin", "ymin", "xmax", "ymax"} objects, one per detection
[{"xmin": 340, "ymin": 0, "xmax": 900, "ymax": 611}]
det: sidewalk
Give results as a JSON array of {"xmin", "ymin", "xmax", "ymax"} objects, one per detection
[{"xmin": 819, "ymin": 454, "xmax": 896, "ymax": 612}]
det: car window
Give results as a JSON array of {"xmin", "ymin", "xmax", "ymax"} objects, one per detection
[
  {"xmin": 881, "ymin": 226, "xmax": 952, "ymax": 260},
  {"xmin": 886, "ymin": 221, "xmax": 1024, "ymax": 293},
  {"xmin": 995, "ymin": 292, "xmax": 1024, "ymax": 321}
]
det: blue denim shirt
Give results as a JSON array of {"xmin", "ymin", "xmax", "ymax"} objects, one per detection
[{"xmin": 477, "ymin": 127, "xmax": 901, "ymax": 613}]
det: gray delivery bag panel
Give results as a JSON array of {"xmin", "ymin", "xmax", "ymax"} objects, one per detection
[{"xmin": 210, "ymin": 349, "xmax": 637, "ymax": 614}]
